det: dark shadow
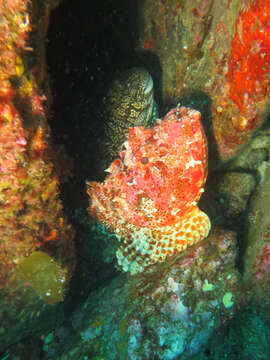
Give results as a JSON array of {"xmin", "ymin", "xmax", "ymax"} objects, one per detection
[
  {"xmin": 46, "ymin": 0, "xmax": 162, "ymax": 310},
  {"xmin": 47, "ymin": 0, "xmax": 163, "ymax": 210}
]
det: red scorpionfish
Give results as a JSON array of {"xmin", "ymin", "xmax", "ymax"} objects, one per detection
[{"xmin": 87, "ymin": 106, "xmax": 211, "ymax": 274}]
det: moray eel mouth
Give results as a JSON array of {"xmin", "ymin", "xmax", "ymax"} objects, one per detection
[
  {"xmin": 134, "ymin": 68, "xmax": 154, "ymax": 127},
  {"xmin": 143, "ymin": 72, "xmax": 154, "ymax": 125},
  {"xmin": 144, "ymin": 71, "xmax": 154, "ymax": 96}
]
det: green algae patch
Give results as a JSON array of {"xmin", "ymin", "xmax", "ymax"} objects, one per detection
[
  {"xmin": 223, "ymin": 292, "xmax": 234, "ymax": 309},
  {"xmin": 91, "ymin": 316, "xmax": 104, "ymax": 329},
  {"xmin": 18, "ymin": 251, "xmax": 67, "ymax": 304},
  {"xmin": 202, "ymin": 279, "xmax": 214, "ymax": 292},
  {"xmin": 116, "ymin": 340, "xmax": 128, "ymax": 353},
  {"xmin": 93, "ymin": 340, "xmax": 100, "ymax": 353},
  {"xmin": 120, "ymin": 318, "xmax": 127, "ymax": 336}
]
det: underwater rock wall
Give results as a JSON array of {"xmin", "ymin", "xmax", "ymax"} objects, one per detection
[
  {"xmin": 137, "ymin": 0, "xmax": 270, "ymax": 159},
  {"xmin": 0, "ymin": 0, "xmax": 75, "ymax": 351},
  {"xmin": 2, "ymin": 0, "xmax": 270, "ymax": 358},
  {"xmin": 42, "ymin": 230, "xmax": 248, "ymax": 359},
  {"xmin": 244, "ymin": 164, "xmax": 270, "ymax": 304}
]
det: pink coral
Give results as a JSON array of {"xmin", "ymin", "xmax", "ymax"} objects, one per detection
[{"xmin": 88, "ymin": 106, "xmax": 211, "ymax": 274}]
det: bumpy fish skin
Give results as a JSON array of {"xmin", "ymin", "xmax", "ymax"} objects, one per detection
[
  {"xmin": 88, "ymin": 106, "xmax": 211, "ymax": 274},
  {"xmin": 100, "ymin": 68, "xmax": 154, "ymax": 172}
]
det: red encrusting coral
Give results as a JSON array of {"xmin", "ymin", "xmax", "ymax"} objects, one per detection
[
  {"xmin": 227, "ymin": 0, "xmax": 270, "ymax": 126},
  {"xmin": 213, "ymin": 0, "xmax": 270, "ymax": 158}
]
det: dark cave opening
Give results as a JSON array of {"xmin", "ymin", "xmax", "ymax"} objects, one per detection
[
  {"xmin": 46, "ymin": 0, "xmax": 161, "ymax": 212},
  {"xmin": 46, "ymin": 0, "xmax": 157, "ymax": 304},
  {"xmin": 47, "ymin": 0, "xmax": 133, "ymax": 205}
]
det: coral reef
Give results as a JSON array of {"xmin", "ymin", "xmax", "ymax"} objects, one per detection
[
  {"xmin": 137, "ymin": 0, "xmax": 270, "ymax": 159},
  {"xmin": 40, "ymin": 230, "xmax": 248, "ymax": 359},
  {"xmin": 191, "ymin": 304, "xmax": 270, "ymax": 360},
  {"xmin": 88, "ymin": 106, "xmax": 211, "ymax": 274},
  {"xmin": 3, "ymin": 0, "xmax": 270, "ymax": 358},
  {"xmin": 213, "ymin": 0, "xmax": 270, "ymax": 158},
  {"xmin": 243, "ymin": 165, "xmax": 270, "ymax": 304},
  {"xmin": 0, "ymin": 0, "xmax": 75, "ymax": 351},
  {"xmin": 137, "ymin": 0, "xmax": 218, "ymax": 105},
  {"xmin": 202, "ymin": 113, "xmax": 270, "ymax": 308},
  {"xmin": 209, "ymin": 172, "xmax": 256, "ymax": 220}
]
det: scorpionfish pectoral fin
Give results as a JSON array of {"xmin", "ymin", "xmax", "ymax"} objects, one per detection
[{"xmin": 116, "ymin": 206, "xmax": 211, "ymax": 275}]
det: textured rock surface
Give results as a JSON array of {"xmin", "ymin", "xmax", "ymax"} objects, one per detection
[
  {"xmin": 3, "ymin": 0, "xmax": 270, "ymax": 358},
  {"xmin": 136, "ymin": 0, "xmax": 270, "ymax": 159},
  {"xmin": 213, "ymin": 172, "xmax": 256, "ymax": 219},
  {"xmin": 191, "ymin": 304, "xmax": 270, "ymax": 360},
  {"xmin": 0, "ymin": 0, "xmax": 75, "ymax": 351},
  {"xmin": 243, "ymin": 165, "xmax": 270, "ymax": 304},
  {"xmin": 40, "ymin": 230, "xmax": 248, "ymax": 359}
]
